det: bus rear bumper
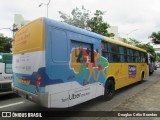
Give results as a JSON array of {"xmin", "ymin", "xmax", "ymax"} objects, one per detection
[{"xmin": 12, "ymin": 86, "xmax": 49, "ymax": 108}]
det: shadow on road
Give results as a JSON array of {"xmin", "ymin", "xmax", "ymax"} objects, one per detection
[
  {"xmin": 115, "ymin": 80, "xmax": 147, "ymax": 96},
  {"xmin": 0, "ymin": 93, "xmax": 19, "ymax": 101}
]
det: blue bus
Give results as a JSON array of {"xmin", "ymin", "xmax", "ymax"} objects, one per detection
[{"xmin": 12, "ymin": 18, "xmax": 148, "ymax": 108}]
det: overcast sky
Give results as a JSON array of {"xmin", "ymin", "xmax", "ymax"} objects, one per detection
[{"xmin": 0, "ymin": 0, "xmax": 160, "ymax": 43}]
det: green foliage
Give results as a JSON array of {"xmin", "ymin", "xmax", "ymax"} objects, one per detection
[
  {"xmin": 156, "ymin": 53, "xmax": 160, "ymax": 62},
  {"xmin": 124, "ymin": 38, "xmax": 156, "ymax": 59},
  {"xmin": 122, "ymin": 38, "xmax": 129, "ymax": 43},
  {"xmin": 0, "ymin": 36, "xmax": 12, "ymax": 53},
  {"xmin": 87, "ymin": 10, "xmax": 114, "ymax": 37},
  {"xmin": 129, "ymin": 38, "xmax": 141, "ymax": 46},
  {"xmin": 149, "ymin": 31, "xmax": 160, "ymax": 44},
  {"xmin": 59, "ymin": 7, "xmax": 114, "ymax": 37},
  {"xmin": 137, "ymin": 43, "xmax": 156, "ymax": 58},
  {"xmin": 59, "ymin": 6, "xmax": 90, "ymax": 29}
]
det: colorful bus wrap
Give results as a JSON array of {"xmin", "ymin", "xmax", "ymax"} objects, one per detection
[{"xmin": 12, "ymin": 18, "xmax": 148, "ymax": 108}]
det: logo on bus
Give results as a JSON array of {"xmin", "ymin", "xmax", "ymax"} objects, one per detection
[
  {"xmin": 3, "ymin": 76, "xmax": 13, "ymax": 80},
  {"xmin": 69, "ymin": 93, "xmax": 81, "ymax": 100},
  {"xmin": 128, "ymin": 65, "xmax": 136, "ymax": 78}
]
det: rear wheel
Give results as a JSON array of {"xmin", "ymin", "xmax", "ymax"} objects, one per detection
[{"xmin": 103, "ymin": 79, "xmax": 115, "ymax": 100}]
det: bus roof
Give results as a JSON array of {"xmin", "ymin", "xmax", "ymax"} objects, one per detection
[
  {"xmin": 43, "ymin": 17, "xmax": 105, "ymax": 40},
  {"xmin": 104, "ymin": 37, "xmax": 147, "ymax": 53},
  {"xmin": 0, "ymin": 53, "xmax": 12, "ymax": 63},
  {"xmin": 15, "ymin": 17, "xmax": 147, "ymax": 53},
  {"xmin": 43, "ymin": 18, "xmax": 147, "ymax": 53}
]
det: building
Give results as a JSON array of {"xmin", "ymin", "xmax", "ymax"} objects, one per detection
[{"xmin": 13, "ymin": 14, "xmax": 30, "ymax": 32}]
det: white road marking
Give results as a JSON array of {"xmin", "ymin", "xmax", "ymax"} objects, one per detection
[{"xmin": 0, "ymin": 101, "xmax": 24, "ymax": 109}]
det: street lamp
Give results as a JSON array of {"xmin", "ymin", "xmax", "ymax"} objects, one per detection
[
  {"xmin": 0, "ymin": 24, "xmax": 18, "ymax": 38},
  {"xmin": 118, "ymin": 29, "xmax": 138, "ymax": 39},
  {"xmin": 126, "ymin": 29, "xmax": 138, "ymax": 39},
  {"xmin": 39, "ymin": 0, "xmax": 51, "ymax": 18}
]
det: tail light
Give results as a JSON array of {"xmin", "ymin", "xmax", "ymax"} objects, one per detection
[{"xmin": 36, "ymin": 74, "xmax": 42, "ymax": 87}]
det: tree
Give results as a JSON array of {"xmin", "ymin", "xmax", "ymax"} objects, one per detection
[
  {"xmin": 149, "ymin": 31, "xmax": 160, "ymax": 44},
  {"xmin": 156, "ymin": 53, "xmax": 160, "ymax": 62},
  {"xmin": 137, "ymin": 43, "xmax": 156, "ymax": 59},
  {"xmin": 59, "ymin": 7, "xmax": 114, "ymax": 37},
  {"xmin": 129, "ymin": 38, "xmax": 141, "ymax": 46},
  {"xmin": 122, "ymin": 38, "xmax": 129, "ymax": 44},
  {"xmin": 122, "ymin": 38, "xmax": 156, "ymax": 59},
  {"xmin": 0, "ymin": 36, "xmax": 12, "ymax": 53},
  {"xmin": 87, "ymin": 10, "xmax": 114, "ymax": 37},
  {"xmin": 59, "ymin": 6, "xmax": 90, "ymax": 29}
]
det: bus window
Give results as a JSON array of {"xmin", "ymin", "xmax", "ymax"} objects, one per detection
[
  {"xmin": 103, "ymin": 42, "xmax": 108, "ymax": 51},
  {"xmin": 141, "ymin": 52, "xmax": 146, "ymax": 63},
  {"xmin": 126, "ymin": 49, "xmax": 133, "ymax": 62},
  {"xmin": 119, "ymin": 46, "xmax": 124, "ymax": 62},
  {"xmin": 102, "ymin": 42, "xmax": 109, "ymax": 60},
  {"xmin": 140, "ymin": 52, "xmax": 143, "ymax": 62},
  {"xmin": 5, "ymin": 63, "xmax": 12, "ymax": 74},
  {"xmin": 123, "ymin": 48, "xmax": 128, "ymax": 62},
  {"xmin": 130, "ymin": 49, "xmax": 133, "ymax": 62},
  {"xmin": 71, "ymin": 41, "xmax": 94, "ymax": 64},
  {"xmin": 134, "ymin": 51, "xmax": 140, "ymax": 62},
  {"xmin": 110, "ymin": 44, "xmax": 120, "ymax": 62},
  {"xmin": 102, "ymin": 52, "xmax": 109, "ymax": 60}
]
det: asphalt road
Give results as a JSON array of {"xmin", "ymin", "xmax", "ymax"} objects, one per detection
[{"xmin": 0, "ymin": 68, "xmax": 160, "ymax": 120}]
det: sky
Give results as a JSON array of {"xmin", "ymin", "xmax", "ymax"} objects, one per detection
[{"xmin": 0, "ymin": 0, "xmax": 160, "ymax": 44}]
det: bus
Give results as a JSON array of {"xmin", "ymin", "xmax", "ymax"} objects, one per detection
[
  {"xmin": 0, "ymin": 53, "xmax": 13, "ymax": 95},
  {"xmin": 147, "ymin": 53, "xmax": 155, "ymax": 74},
  {"xmin": 12, "ymin": 18, "xmax": 148, "ymax": 108}
]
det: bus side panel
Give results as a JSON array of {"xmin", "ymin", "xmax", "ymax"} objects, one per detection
[
  {"xmin": 13, "ymin": 51, "xmax": 46, "ymax": 94},
  {"xmin": 44, "ymin": 26, "xmax": 107, "ymax": 107}
]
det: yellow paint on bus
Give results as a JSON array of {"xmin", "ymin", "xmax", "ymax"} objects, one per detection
[
  {"xmin": 13, "ymin": 18, "xmax": 45, "ymax": 55},
  {"xmin": 104, "ymin": 37, "xmax": 149, "ymax": 90}
]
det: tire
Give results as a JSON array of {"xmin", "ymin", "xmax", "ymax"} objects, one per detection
[{"xmin": 103, "ymin": 79, "xmax": 115, "ymax": 100}]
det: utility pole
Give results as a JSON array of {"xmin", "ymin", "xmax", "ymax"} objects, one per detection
[{"xmin": 39, "ymin": 0, "xmax": 51, "ymax": 18}]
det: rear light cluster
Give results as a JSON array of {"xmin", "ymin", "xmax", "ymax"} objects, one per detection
[{"xmin": 36, "ymin": 74, "xmax": 42, "ymax": 87}]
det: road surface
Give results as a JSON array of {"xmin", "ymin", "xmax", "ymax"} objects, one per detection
[{"xmin": 0, "ymin": 69, "xmax": 160, "ymax": 119}]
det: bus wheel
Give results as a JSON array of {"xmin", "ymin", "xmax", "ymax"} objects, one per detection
[{"xmin": 103, "ymin": 79, "xmax": 115, "ymax": 100}]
